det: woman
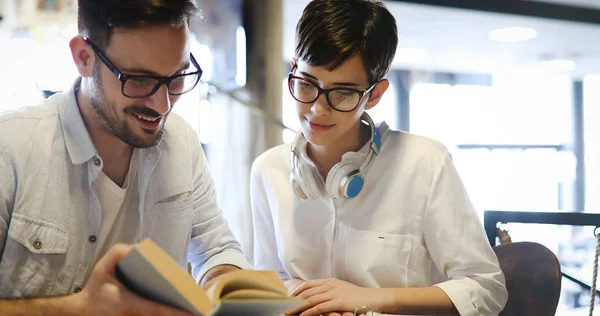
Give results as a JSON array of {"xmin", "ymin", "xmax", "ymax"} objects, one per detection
[{"xmin": 249, "ymin": 1, "xmax": 507, "ymax": 315}]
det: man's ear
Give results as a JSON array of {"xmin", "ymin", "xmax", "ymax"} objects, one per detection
[
  {"xmin": 69, "ymin": 36, "xmax": 95, "ymax": 78},
  {"xmin": 365, "ymin": 79, "xmax": 390, "ymax": 110},
  {"xmin": 290, "ymin": 58, "xmax": 297, "ymax": 71}
]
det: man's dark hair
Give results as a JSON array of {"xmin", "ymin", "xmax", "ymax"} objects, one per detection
[
  {"xmin": 77, "ymin": 0, "xmax": 199, "ymax": 49},
  {"xmin": 295, "ymin": 0, "xmax": 398, "ymax": 84}
]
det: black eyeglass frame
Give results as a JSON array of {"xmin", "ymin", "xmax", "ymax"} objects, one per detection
[
  {"xmin": 82, "ymin": 36, "xmax": 203, "ymax": 98},
  {"xmin": 287, "ymin": 66, "xmax": 377, "ymax": 113}
]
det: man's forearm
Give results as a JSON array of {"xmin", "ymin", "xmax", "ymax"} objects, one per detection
[
  {"xmin": 0, "ymin": 295, "xmax": 80, "ymax": 316},
  {"xmin": 200, "ymin": 264, "xmax": 241, "ymax": 286}
]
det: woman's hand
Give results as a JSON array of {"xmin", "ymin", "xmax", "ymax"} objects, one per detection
[
  {"xmin": 284, "ymin": 278, "xmax": 306, "ymax": 296},
  {"xmin": 286, "ymin": 278, "xmax": 384, "ymax": 316}
]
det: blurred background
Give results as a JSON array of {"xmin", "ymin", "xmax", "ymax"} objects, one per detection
[{"xmin": 1, "ymin": 0, "xmax": 599, "ymax": 313}]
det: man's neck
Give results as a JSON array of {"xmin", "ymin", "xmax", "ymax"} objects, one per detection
[
  {"xmin": 95, "ymin": 139, "xmax": 133, "ymax": 188},
  {"xmin": 76, "ymin": 87, "xmax": 133, "ymax": 187},
  {"xmin": 307, "ymin": 121, "xmax": 370, "ymax": 178}
]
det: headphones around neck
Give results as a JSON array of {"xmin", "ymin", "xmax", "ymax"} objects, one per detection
[{"xmin": 290, "ymin": 112, "xmax": 381, "ymax": 200}]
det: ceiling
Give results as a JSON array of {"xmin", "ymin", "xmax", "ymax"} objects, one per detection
[
  {"xmin": 283, "ymin": 0, "xmax": 600, "ymax": 78},
  {"xmin": 528, "ymin": 0, "xmax": 600, "ymax": 9}
]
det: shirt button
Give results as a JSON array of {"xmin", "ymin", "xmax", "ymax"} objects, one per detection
[
  {"xmin": 73, "ymin": 287, "xmax": 82, "ymax": 293},
  {"xmin": 93, "ymin": 158, "xmax": 101, "ymax": 166},
  {"xmin": 88, "ymin": 235, "xmax": 97, "ymax": 243},
  {"xmin": 33, "ymin": 240, "xmax": 42, "ymax": 250}
]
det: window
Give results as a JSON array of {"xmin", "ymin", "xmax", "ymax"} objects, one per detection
[
  {"xmin": 282, "ymin": 77, "xmax": 301, "ymax": 143},
  {"xmin": 583, "ymin": 75, "xmax": 600, "ymax": 212},
  {"xmin": 410, "ymin": 71, "xmax": 575, "ymax": 217},
  {"xmin": 0, "ymin": 36, "xmax": 78, "ymax": 112},
  {"xmin": 367, "ymin": 81, "xmax": 398, "ymax": 129},
  {"xmin": 412, "ymin": 70, "xmax": 572, "ymax": 146}
]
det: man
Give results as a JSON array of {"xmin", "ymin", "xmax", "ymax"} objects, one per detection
[{"xmin": 0, "ymin": 0, "xmax": 248, "ymax": 315}]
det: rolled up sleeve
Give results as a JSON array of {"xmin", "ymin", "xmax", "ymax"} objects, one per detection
[
  {"xmin": 424, "ymin": 152, "xmax": 508, "ymax": 316},
  {"xmin": 186, "ymin": 129, "xmax": 251, "ymax": 282}
]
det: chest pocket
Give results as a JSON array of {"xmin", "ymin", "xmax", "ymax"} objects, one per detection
[
  {"xmin": 144, "ymin": 194, "xmax": 193, "ymax": 265},
  {"xmin": 0, "ymin": 214, "xmax": 69, "ymax": 298},
  {"xmin": 344, "ymin": 227, "xmax": 412, "ymax": 288}
]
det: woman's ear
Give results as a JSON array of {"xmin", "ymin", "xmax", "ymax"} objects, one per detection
[
  {"xmin": 365, "ymin": 79, "xmax": 390, "ymax": 110},
  {"xmin": 69, "ymin": 36, "xmax": 95, "ymax": 78}
]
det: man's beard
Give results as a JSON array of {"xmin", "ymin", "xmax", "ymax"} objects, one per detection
[{"xmin": 90, "ymin": 69, "xmax": 164, "ymax": 148}]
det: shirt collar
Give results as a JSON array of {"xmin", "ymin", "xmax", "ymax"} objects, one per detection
[{"xmin": 58, "ymin": 78, "xmax": 98, "ymax": 165}]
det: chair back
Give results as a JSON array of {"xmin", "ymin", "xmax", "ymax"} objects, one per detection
[{"xmin": 493, "ymin": 242, "xmax": 562, "ymax": 316}]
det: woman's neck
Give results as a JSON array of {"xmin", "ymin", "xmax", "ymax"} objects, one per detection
[{"xmin": 307, "ymin": 121, "xmax": 371, "ymax": 178}]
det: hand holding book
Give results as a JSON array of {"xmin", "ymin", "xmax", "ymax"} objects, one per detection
[{"xmin": 116, "ymin": 238, "xmax": 302, "ymax": 316}]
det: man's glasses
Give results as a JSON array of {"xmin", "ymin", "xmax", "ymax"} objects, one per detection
[
  {"xmin": 288, "ymin": 67, "xmax": 376, "ymax": 112},
  {"xmin": 82, "ymin": 36, "xmax": 202, "ymax": 98}
]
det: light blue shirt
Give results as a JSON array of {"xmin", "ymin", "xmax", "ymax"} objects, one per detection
[{"xmin": 0, "ymin": 79, "xmax": 249, "ymax": 298}]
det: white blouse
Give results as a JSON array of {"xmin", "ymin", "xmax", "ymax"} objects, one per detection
[{"xmin": 248, "ymin": 122, "xmax": 507, "ymax": 316}]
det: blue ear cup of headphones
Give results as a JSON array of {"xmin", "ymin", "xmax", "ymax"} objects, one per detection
[
  {"xmin": 290, "ymin": 112, "xmax": 380, "ymax": 200},
  {"xmin": 325, "ymin": 119, "xmax": 380, "ymax": 199},
  {"xmin": 325, "ymin": 152, "xmax": 365, "ymax": 199}
]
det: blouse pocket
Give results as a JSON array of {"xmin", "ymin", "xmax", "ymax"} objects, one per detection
[{"xmin": 344, "ymin": 227, "xmax": 412, "ymax": 288}]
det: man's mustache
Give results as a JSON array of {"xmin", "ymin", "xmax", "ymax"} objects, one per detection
[{"xmin": 125, "ymin": 106, "xmax": 162, "ymax": 118}]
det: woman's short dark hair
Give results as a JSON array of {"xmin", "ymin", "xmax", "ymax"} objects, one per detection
[
  {"xmin": 295, "ymin": 0, "xmax": 398, "ymax": 84},
  {"xmin": 77, "ymin": 0, "xmax": 199, "ymax": 49}
]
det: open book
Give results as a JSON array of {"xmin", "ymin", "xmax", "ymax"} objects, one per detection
[{"xmin": 116, "ymin": 238, "xmax": 302, "ymax": 316}]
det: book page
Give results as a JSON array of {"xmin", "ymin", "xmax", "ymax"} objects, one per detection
[
  {"xmin": 118, "ymin": 238, "xmax": 213, "ymax": 315},
  {"xmin": 205, "ymin": 270, "xmax": 287, "ymax": 302},
  {"xmin": 118, "ymin": 238, "xmax": 301, "ymax": 316},
  {"xmin": 220, "ymin": 289, "xmax": 290, "ymax": 300}
]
